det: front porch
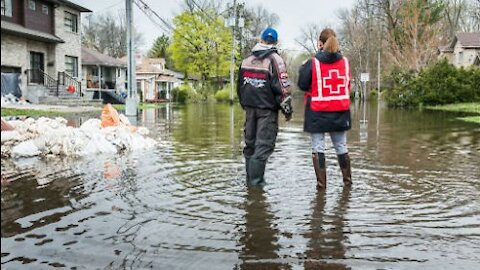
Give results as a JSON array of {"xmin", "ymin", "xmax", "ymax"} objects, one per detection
[{"xmin": 84, "ymin": 65, "xmax": 124, "ymax": 92}]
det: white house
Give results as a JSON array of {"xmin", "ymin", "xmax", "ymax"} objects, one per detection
[
  {"xmin": 439, "ymin": 32, "xmax": 480, "ymax": 67},
  {"xmin": 135, "ymin": 57, "xmax": 181, "ymax": 102}
]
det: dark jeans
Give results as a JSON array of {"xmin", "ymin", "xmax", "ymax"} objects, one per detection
[{"xmin": 243, "ymin": 107, "xmax": 279, "ymax": 161}]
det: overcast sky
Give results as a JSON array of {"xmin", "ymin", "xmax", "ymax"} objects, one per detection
[{"xmin": 73, "ymin": 0, "xmax": 357, "ymax": 53}]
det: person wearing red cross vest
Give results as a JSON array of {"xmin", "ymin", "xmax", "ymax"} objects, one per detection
[
  {"xmin": 237, "ymin": 27, "xmax": 292, "ymax": 187},
  {"xmin": 297, "ymin": 28, "xmax": 352, "ymax": 189}
]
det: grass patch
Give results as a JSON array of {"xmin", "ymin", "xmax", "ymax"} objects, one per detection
[
  {"xmin": 112, "ymin": 102, "xmax": 167, "ymax": 110},
  {"xmin": 426, "ymin": 103, "xmax": 480, "ymax": 114},
  {"xmin": 426, "ymin": 102, "xmax": 480, "ymax": 124},
  {"xmin": 458, "ymin": 116, "xmax": 480, "ymax": 123},
  {"xmin": 1, "ymin": 108, "xmax": 68, "ymax": 117}
]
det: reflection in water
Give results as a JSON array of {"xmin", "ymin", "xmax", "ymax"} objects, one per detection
[
  {"xmin": 304, "ymin": 189, "xmax": 351, "ymax": 270},
  {"xmin": 1, "ymin": 100, "xmax": 479, "ymax": 269},
  {"xmin": 237, "ymin": 188, "xmax": 289, "ymax": 270},
  {"xmin": 1, "ymin": 158, "xmax": 88, "ymax": 238}
]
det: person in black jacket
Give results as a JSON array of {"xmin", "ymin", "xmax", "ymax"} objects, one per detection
[
  {"xmin": 297, "ymin": 28, "xmax": 352, "ymax": 189},
  {"xmin": 237, "ymin": 27, "xmax": 292, "ymax": 186}
]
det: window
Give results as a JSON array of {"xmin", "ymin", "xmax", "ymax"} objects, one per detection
[
  {"xmin": 42, "ymin": 4, "xmax": 48, "ymax": 15},
  {"xmin": 1, "ymin": 0, "xmax": 12, "ymax": 17},
  {"xmin": 65, "ymin": 56, "xmax": 78, "ymax": 77},
  {"xmin": 64, "ymin": 11, "xmax": 78, "ymax": 32},
  {"xmin": 28, "ymin": 0, "xmax": 35, "ymax": 10},
  {"xmin": 458, "ymin": 51, "xmax": 464, "ymax": 65}
]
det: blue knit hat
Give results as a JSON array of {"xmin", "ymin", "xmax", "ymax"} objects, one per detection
[{"xmin": 261, "ymin": 27, "xmax": 278, "ymax": 43}]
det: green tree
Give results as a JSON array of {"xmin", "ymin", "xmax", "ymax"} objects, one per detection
[
  {"xmin": 149, "ymin": 34, "xmax": 173, "ymax": 68},
  {"xmin": 168, "ymin": 9, "xmax": 233, "ymax": 83}
]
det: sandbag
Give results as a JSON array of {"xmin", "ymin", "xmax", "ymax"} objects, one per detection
[
  {"xmin": 12, "ymin": 140, "xmax": 41, "ymax": 158},
  {"xmin": 101, "ymin": 104, "xmax": 121, "ymax": 128},
  {"xmin": 1, "ymin": 118, "xmax": 14, "ymax": 131}
]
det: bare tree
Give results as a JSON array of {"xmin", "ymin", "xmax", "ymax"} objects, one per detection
[
  {"xmin": 82, "ymin": 12, "xmax": 144, "ymax": 58},
  {"xmin": 462, "ymin": 0, "xmax": 480, "ymax": 31},
  {"xmin": 443, "ymin": 0, "xmax": 467, "ymax": 38},
  {"xmin": 238, "ymin": 4, "xmax": 280, "ymax": 57},
  {"xmin": 295, "ymin": 23, "xmax": 321, "ymax": 55}
]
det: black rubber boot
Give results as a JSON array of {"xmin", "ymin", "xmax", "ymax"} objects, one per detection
[
  {"xmin": 247, "ymin": 158, "xmax": 266, "ymax": 187},
  {"xmin": 337, "ymin": 153, "xmax": 352, "ymax": 186}
]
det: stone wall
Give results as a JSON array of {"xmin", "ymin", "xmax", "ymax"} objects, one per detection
[
  {"xmin": 1, "ymin": 34, "xmax": 28, "ymax": 92},
  {"xmin": 54, "ymin": 5, "xmax": 82, "ymax": 80}
]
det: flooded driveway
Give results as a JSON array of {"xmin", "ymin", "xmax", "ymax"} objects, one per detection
[{"xmin": 1, "ymin": 99, "xmax": 479, "ymax": 269}]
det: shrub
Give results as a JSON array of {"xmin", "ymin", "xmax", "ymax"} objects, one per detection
[
  {"xmin": 172, "ymin": 84, "xmax": 203, "ymax": 104},
  {"xmin": 384, "ymin": 68, "xmax": 420, "ymax": 107},
  {"xmin": 385, "ymin": 59, "xmax": 480, "ymax": 107},
  {"xmin": 214, "ymin": 84, "xmax": 237, "ymax": 102}
]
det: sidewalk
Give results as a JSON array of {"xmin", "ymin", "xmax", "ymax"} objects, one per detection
[{"xmin": 2, "ymin": 103, "xmax": 102, "ymax": 113}]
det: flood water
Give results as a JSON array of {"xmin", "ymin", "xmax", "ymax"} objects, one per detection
[{"xmin": 1, "ymin": 99, "xmax": 479, "ymax": 270}]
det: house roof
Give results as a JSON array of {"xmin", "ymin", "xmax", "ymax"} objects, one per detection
[
  {"xmin": 137, "ymin": 74, "xmax": 156, "ymax": 80},
  {"xmin": 136, "ymin": 58, "xmax": 175, "ymax": 76},
  {"xmin": 136, "ymin": 61, "xmax": 163, "ymax": 74},
  {"xmin": 438, "ymin": 45, "xmax": 453, "ymax": 53},
  {"xmin": 49, "ymin": 0, "xmax": 92, "ymax": 12},
  {"xmin": 157, "ymin": 74, "xmax": 182, "ymax": 83},
  {"xmin": 450, "ymin": 32, "xmax": 480, "ymax": 48},
  {"xmin": 147, "ymin": 58, "xmax": 166, "ymax": 65},
  {"xmin": 1, "ymin": 21, "xmax": 64, "ymax": 43},
  {"xmin": 167, "ymin": 69, "xmax": 199, "ymax": 81},
  {"xmin": 82, "ymin": 47, "xmax": 126, "ymax": 67}
]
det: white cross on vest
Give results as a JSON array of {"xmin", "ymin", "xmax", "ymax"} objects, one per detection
[{"xmin": 323, "ymin": 69, "xmax": 346, "ymax": 95}]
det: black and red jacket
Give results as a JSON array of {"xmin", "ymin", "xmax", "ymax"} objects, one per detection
[{"xmin": 237, "ymin": 44, "xmax": 290, "ymax": 110}]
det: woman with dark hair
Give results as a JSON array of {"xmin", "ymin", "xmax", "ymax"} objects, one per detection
[{"xmin": 297, "ymin": 28, "xmax": 352, "ymax": 189}]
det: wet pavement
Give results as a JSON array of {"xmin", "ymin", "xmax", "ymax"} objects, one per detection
[{"xmin": 1, "ymin": 99, "xmax": 479, "ymax": 269}]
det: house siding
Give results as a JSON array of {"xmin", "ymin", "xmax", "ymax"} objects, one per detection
[
  {"xmin": 453, "ymin": 42, "xmax": 480, "ymax": 67},
  {"xmin": 54, "ymin": 5, "xmax": 82, "ymax": 80},
  {"xmin": 24, "ymin": 0, "xmax": 54, "ymax": 34},
  {"xmin": 1, "ymin": 34, "xmax": 28, "ymax": 91}
]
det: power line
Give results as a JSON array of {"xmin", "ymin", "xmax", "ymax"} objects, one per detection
[
  {"xmin": 93, "ymin": 0, "xmax": 124, "ymax": 14},
  {"xmin": 133, "ymin": 0, "xmax": 174, "ymax": 33},
  {"xmin": 188, "ymin": 0, "xmax": 218, "ymax": 23},
  {"xmin": 133, "ymin": 0, "xmax": 200, "ymax": 51}
]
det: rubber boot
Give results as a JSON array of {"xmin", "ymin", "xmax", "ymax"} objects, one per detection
[
  {"xmin": 248, "ymin": 158, "xmax": 266, "ymax": 187},
  {"xmin": 337, "ymin": 153, "xmax": 352, "ymax": 186},
  {"xmin": 312, "ymin": 153, "xmax": 327, "ymax": 189}
]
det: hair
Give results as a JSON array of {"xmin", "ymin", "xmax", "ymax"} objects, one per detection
[
  {"xmin": 319, "ymin": 28, "xmax": 340, "ymax": 53},
  {"xmin": 261, "ymin": 39, "xmax": 277, "ymax": 45}
]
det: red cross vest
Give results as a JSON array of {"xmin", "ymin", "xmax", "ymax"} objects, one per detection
[{"xmin": 306, "ymin": 57, "xmax": 351, "ymax": 112}]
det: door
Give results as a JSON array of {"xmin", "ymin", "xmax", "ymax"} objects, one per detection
[{"xmin": 30, "ymin": 52, "xmax": 44, "ymax": 84}]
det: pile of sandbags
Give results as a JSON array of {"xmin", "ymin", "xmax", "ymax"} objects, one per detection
[
  {"xmin": 1, "ymin": 93, "xmax": 28, "ymax": 105},
  {"xmin": 1, "ymin": 105, "xmax": 157, "ymax": 158}
]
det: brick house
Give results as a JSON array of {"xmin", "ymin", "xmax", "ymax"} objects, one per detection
[
  {"xmin": 1, "ymin": 0, "xmax": 91, "ymax": 103},
  {"xmin": 438, "ymin": 32, "xmax": 480, "ymax": 68}
]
